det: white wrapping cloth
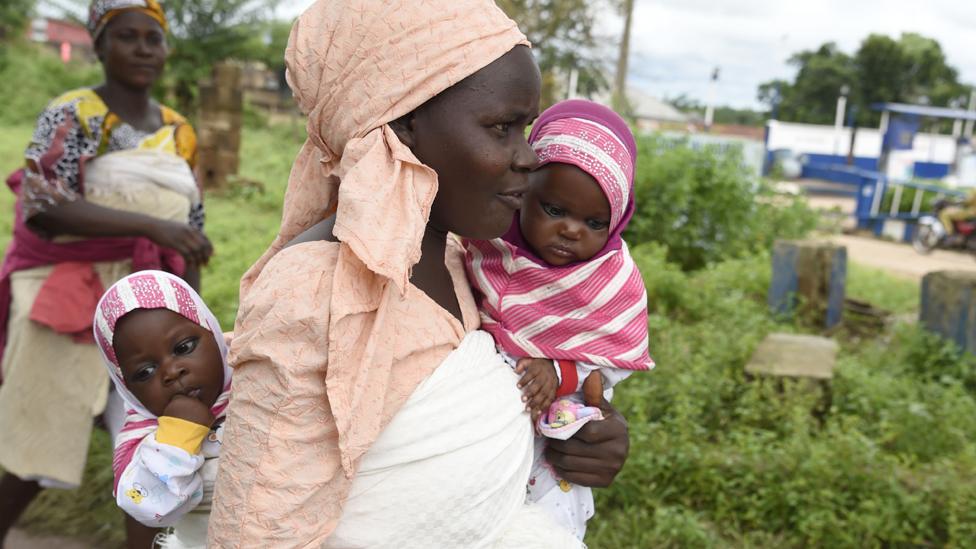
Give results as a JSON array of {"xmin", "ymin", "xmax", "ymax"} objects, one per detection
[{"xmin": 325, "ymin": 330, "xmax": 582, "ymax": 548}]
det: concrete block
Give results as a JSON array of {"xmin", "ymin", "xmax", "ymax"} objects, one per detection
[
  {"xmin": 920, "ymin": 271, "xmax": 976, "ymax": 353},
  {"xmin": 745, "ymin": 333, "xmax": 838, "ymax": 380},
  {"xmin": 768, "ymin": 240, "xmax": 847, "ymax": 328}
]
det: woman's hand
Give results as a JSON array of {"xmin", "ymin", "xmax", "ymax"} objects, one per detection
[
  {"xmin": 544, "ymin": 398, "xmax": 629, "ymax": 488},
  {"xmin": 146, "ymin": 220, "xmax": 213, "ymax": 268}
]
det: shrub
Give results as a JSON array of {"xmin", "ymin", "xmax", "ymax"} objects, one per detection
[
  {"xmin": 0, "ymin": 43, "xmax": 101, "ymax": 126},
  {"xmin": 625, "ymin": 135, "xmax": 818, "ymax": 271}
]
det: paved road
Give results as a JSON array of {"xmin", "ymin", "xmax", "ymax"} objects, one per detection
[{"xmin": 829, "ymin": 234, "xmax": 976, "ymax": 280}]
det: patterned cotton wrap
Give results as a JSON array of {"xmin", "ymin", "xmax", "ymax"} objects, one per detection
[
  {"xmin": 465, "ymin": 100, "xmax": 653, "ymax": 371},
  {"xmin": 88, "ymin": 0, "xmax": 168, "ymax": 40},
  {"xmin": 93, "ymin": 270, "xmax": 232, "ymax": 494}
]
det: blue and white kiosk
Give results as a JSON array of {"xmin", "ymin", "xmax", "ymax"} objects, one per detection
[{"xmin": 874, "ymin": 102, "xmax": 976, "ymax": 185}]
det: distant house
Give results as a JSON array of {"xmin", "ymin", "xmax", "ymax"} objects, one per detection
[
  {"xmin": 29, "ymin": 18, "xmax": 94, "ymax": 62},
  {"xmin": 626, "ymin": 89, "xmax": 694, "ymax": 132}
]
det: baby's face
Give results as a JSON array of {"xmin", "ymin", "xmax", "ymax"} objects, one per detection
[
  {"xmin": 519, "ymin": 163, "xmax": 611, "ymax": 266},
  {"xmin": 113, "ymin": 308, "xmax": 224, "ymax": 417}
]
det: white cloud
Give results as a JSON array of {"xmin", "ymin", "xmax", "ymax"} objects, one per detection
[
  {"xmin": 281, "ymin": 0, "xmax": 976, "ymax": 109},
  {"xmin": 623, "ymin": 0, "xmax": 976, "ymax": 108}
]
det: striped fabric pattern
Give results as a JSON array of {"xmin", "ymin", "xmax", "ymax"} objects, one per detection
[
  {"xmin": 465, "ymin": 100, "xmax": 652, "ymax": 372},
  {"xmin": 93, "ymin": 270, "xmax": 232, "ymax": 494},
  {"xmin": 466, "ymin": 238, "xmax": 652, "ymax": 371}
]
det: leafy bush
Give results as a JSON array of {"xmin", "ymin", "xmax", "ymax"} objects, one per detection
[
  {"xmin": 592, "ymin": 252, "xmax": 976, "ymax": 548},
  {"xmin": 625, "ymin": 135, "xmax": 818, "ymax": 271},
  {"xmin": 0, "ymin": 44, "xmax": 102, "ymax": 126}
]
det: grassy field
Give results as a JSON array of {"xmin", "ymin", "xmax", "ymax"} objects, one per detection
[{"xmin": 3, "ymin": 122, "xmax": 975, "ymax": 548}]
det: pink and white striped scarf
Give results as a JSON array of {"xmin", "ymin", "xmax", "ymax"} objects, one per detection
[
  {"xmin": 465, "ymin": 100, "xmax": 653, "ymax": 371},
  {"xmin": 92, "ymin": 270, "xmax": 232, "ymax": 495}
]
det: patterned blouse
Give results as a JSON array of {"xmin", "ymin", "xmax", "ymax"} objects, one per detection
[{"xmin": 22, "ymin": 88, "xmax": 204, "ymax": 230}]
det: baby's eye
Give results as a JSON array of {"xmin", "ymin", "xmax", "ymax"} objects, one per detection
[
  {"xmin": 542, "ymin": 203, "xmax": 563, "ymax": 217},
  {"xmin": 586, "ymin": 219, "xmax": 609, "ymax": 231},
  {"xmin": 174, "ymin": 337, "xmax": 198, "ymax": 356},
  {"xmin": 132, "ymin": 365, "xmax": 156, "ymax": 383}
]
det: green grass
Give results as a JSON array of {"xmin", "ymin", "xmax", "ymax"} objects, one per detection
[
  {"xmin": 591, "ymin": 248, "xmax": 976, "ymax": 548},
  {"xmin": 847, "ymin": 262, "xmax": 920, "ymax": 315},
  {"xmin": 3, "ymin": 120, "xmax": 975, "ymax": 548}
]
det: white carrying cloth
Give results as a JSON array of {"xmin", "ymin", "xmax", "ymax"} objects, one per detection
[
  {"xmin": 325, "ymin": 330, "xmax": 582, "ymax": 548},
  {"xmin": 84, "ymin": 148, "xmax": 200, "ymax": 209}
]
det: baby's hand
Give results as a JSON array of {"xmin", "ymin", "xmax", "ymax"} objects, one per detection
[
  {"xmin": 515, "ymin": 358, "xmax": 558, "ymax": 420},
  {"xmin": 162, "ymin": 394, "xmax": 214, "ymax": 427}
]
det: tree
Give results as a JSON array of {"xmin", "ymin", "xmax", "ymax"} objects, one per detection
[
  {"xmin": 496, "ymin": 0, "xmax": 612, "ymax": 107},
  {"xmin": 0, "ymin": 0, "xmax": 33, "ymax": 41},
  {"xmin": 161, "ymin": 0, "xmax": 272, "ymax": 112},
  {"xmin": 612, "ymin": 0, "xmax": 634, "ymax": 115},
  {"xmin": 759, "ymin": 42, "xmax": 854, "ymax": 125},
  {"xmin": 759, "ymin": 33, "xmax": 972, "ymax": 127}
]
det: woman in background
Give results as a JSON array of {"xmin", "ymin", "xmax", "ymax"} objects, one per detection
[{"xmin": 0, "ymin": 2, "xmax": 212, "ymax": 547}]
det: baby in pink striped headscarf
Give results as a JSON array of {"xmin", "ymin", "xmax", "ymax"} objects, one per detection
[
  {"xmin": 93, "ymin": 270, "xmax": 232, "ymax": 545},
  {"xmin": 465, "ymin": 99, "xmax": 652, "ymax": 540}
]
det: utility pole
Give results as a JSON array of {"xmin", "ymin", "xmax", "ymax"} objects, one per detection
[
  {"xmin": 704, "ymin": 67, "xmax": 719, "ymax": 132},
  {"xmin": 964, "ymin": 89, "xmax": 976, "ymax": 139},
  {"xmin": 612, "ymin": 0, "xmax": 634, "ymax": 114}
]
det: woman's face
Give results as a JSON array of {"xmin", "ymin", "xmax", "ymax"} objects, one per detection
[
  {"xmin": 403, "ymin": 46, "xmax": 542, "ymax": 240},
  {"xmin": 96, "ymin": 10, "xmax": 167, "ymax": 91}
]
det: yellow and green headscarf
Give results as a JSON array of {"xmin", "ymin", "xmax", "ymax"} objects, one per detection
[{"xmin": 87, "ymin": 0, "xmax": 168, "ymax": 41}]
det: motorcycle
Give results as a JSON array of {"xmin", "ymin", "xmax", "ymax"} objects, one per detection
[{"xmin": 913, "ymin": 198, "xmax": 976, "ymax": 254}]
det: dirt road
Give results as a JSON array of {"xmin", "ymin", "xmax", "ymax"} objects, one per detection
[
  {"xmin": 829, "ymin": 234, "xmax": 976, "ymax": 280},
  {"xmin": 5, "ymin": 529, "xmax": 94, "ymax": 549},
  {"xmin": 802, "ymin": 185, "xmax": 976, "ymax": 280}
]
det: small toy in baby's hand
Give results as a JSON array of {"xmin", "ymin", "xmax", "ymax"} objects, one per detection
[{"xmin": 546, "ymin": 399, "xmax": 598, "ymax": 428}]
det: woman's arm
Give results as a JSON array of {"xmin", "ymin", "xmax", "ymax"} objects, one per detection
[
  {"xmin": 30, "ymin": 199, "xmax": 213, "ymax": 268},
  {"xmin": 544, "ymin": 398, "xmax": 630, "ymax": 488},
  {"xmin": 208, "ymin": 243, "xmax": 347, "ymax": 546}
]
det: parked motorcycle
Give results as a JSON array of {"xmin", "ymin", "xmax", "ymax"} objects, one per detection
[{"xmin": 913, "ymin": 198, "xmax": 976, "ymax": 254}]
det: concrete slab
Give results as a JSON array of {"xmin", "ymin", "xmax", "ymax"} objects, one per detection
[{"xmin": 746, "ymin": 333, "xmax": 838, "ymax": 380}]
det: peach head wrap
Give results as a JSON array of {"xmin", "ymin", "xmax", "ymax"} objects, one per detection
[{"xmin": 235, "ymin": 0, "xmax": 528, "ymax": 476}]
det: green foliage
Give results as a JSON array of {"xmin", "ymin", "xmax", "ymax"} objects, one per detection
[
  {"xmin": 591, "ymin": 250, "xmax": 976, "ymax": 548},
  {"xmin": 761, "ymin": 33, "xmax": 972, "ymax": 127},
  {"xmin": 759, "ymin": 42, "xmax": 856, "ymax": 125},
  {"xmin": 625, "ymin": 136, "xmax": 819, "ymax": 271},
  {"xmin": 161, "ymin": 0, "xmax": 273, "ymax": 112},
  {"xmin": 846, "ymin": 263, "xmax": 918, "ymax": 315},
  {"xmin": 496, "ymin": 0, "xmax": 611, "ymax": 107},
  {"xmin": 0, "ymin": 0, "xmax": 33, "ymax": 40},
  {"xmin": 0, "ymin": 43, "xmax": 101, "ymax": 125}
]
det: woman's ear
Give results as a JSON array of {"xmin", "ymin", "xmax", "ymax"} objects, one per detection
[{"xmin": 389, "ymin": 112, "xmax": 416, "ymax": 149}]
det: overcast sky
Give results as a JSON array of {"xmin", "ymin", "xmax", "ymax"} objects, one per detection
[{"xmin": 251, "ymin": 1, "xmax": 976, "ymax": 110}]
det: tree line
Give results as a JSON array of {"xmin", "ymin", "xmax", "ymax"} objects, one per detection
[{"xmin": 759, "ymin": 33, "xmax": 973, "ymax": 128}]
